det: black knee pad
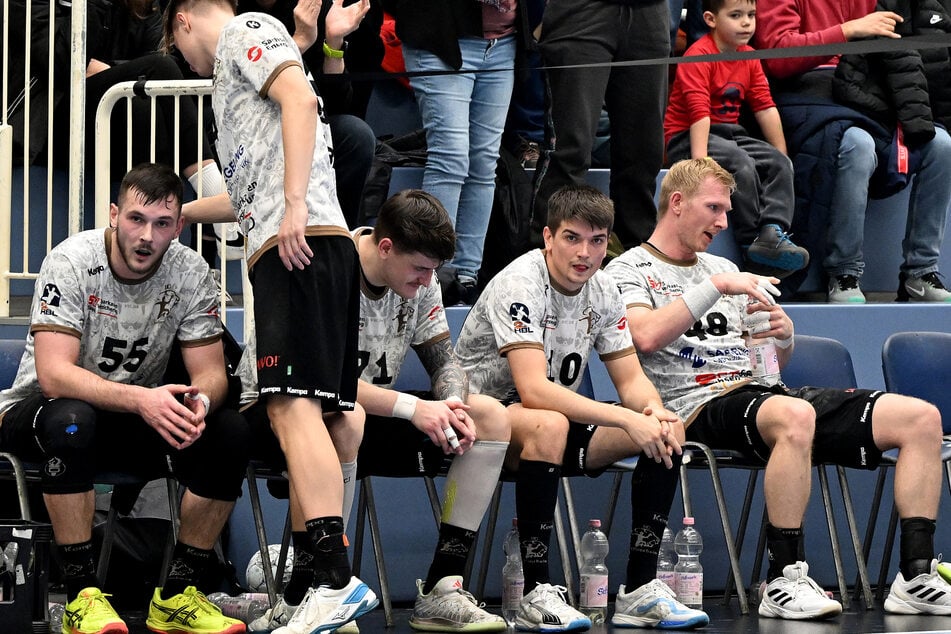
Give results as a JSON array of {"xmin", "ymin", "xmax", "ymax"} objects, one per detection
[
  {"xmin": 176, "ymin": 408, "xmax": 251, "ymax": 501},
  {"xmin": 34, "ymin": 398, "xmax": 98, "ymax": 494}
]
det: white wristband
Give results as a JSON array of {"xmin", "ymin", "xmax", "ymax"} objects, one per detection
[
  {"xmin": 185, "ymin": 392, "xmax": 211, "ymax": 414},
  {"xmin": 392, "ymin": 393, "xmax": 419, "ymax": 420},
  {"xmin": 682, "ymin": 279, "xmax": 722, "ymax": 320},
  {"xmin": 774, "ymin": 334, "xmax": 795, "ymax": 349}
]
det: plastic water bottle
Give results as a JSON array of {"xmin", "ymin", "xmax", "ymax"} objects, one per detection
[
  {"xmin": 501, "ymin": 518, "xmax": 524, "ymax": 626},
  {"xmin": 206, "ymin": 592, "xmax": 269, "ymax": 623},
  {"xmin": 747, "ymin": 337, "xmax": 782, "ymax": 386},
  {"xmin": 49, "ymin": 603, "xmax": 65, "ymax": 634},
  {"xmin": 656, "ymin": 526, "xmax": 676, "ymax": 592},
  {"xmin": 579, "ymin": 519, "xmax": 609, "ymax": 624},
  {"xmin": 674, "ymin": 517, "xmax": 703, "ymax": 609}
]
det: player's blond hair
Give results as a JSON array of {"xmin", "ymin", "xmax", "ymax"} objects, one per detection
[{"xmin": 658, "ymin": 158, "xmax": 736, "ymax": 219}]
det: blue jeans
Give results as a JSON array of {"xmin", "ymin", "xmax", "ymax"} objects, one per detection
[
  {"xmin": 403, "ymin": 35, "xmax": 516, "ymax": 281},
  {"xmin": 826, "ymin": 126, "xmax": 951, "ymax": 279}
]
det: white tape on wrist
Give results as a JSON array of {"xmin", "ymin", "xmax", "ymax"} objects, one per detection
[
  {"xmin": 185, "ymin": 392, "xmax": 211, "ymax": 414},
  {"xmin": 774, "ymin": 334, "xmax": 795, "ymax": 349},
  {"xmin": 682, "ymin": 279, "xmax": 722, "ymax": 320},
  {"xmin": 392, "ymin": 393, "xmax": 419, "ymax": 420}
]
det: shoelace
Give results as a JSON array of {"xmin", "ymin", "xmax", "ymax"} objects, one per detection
[
  {"xmin": 837, "ymin": 275, "xmax": 860, "ymax": 290},
  {"xmin": 536, "ymin": 584, "xmax": 571, "ymax": 606},
  {"xmin": 74, "ymin": 591, "xmax": 117, "ymax": 620},
  {"xmin": 920, "ymin": 272, "xmax": 949, "ymax": 290}
]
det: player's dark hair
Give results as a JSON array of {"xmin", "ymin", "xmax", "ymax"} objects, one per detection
[
  {"xmin": 545, "ymin": 184, "xmax": 614, "ymax": 235},
  {"xmin": 374, "ymin": 190, "xmax": 456, "ymax": 263},
  {"xmin": 118, "ymin": 163, "xmax": 184, "ymax": 212},
  {"xmin": 703, "ymin": 0, "xmax": 754, "ymax": 13}
]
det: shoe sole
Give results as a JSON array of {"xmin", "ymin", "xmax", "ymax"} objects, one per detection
[
  {"xmin": 146, "ymin": 624, "xmax": 245, "ymax": 634},
  {"xmin": 612, "ymin": 613, "xmax": 710, "ymax": 629},
  {"xmin": 514, "ymin": 618, "xmax": 591, "ymax": 632},
  {"xmin": 757, "ymin": 601, "xmax": 842, "ymax": 620},
  {"xmin": 884, "ymin": 593, "xmax": 951, "ymax": 616},
  {"xmin": 746, "ymin": 249, "xmax": 809, "ymax": 272},
  {"xmin": 408, "ymin": 617, "xmax": 507, "ymax": 632}
]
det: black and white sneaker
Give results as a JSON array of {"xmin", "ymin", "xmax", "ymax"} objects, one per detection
[
  {"xmin": 884, "ymin": 559, "xmax": 951, "ymax": 615},
  {"xmin": 758, "ymin": 562, "xmax": 842, "ymax": 620},
  {"xmin": 897, "ymin": 272, "xmax": 951, "ymax": 303}
]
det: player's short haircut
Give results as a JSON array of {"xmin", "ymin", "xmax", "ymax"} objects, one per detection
[
  {"xmin": 703, "ymin": 0, "xmax": 755, "ymax": 13},
  {"xmin": 374, "ymin": 190, "xmax": 456, "ymax": 263},
  {"xmin": 118, "ymin": 163, "xmax": 184, "ymax": 213},
  {"xmin": 658, "ymin": 158, "xmax": 736, "ymax": 219},
  {"xmin": 162, "ymin": 0, "xmax": 238, "ymax": 52},
  {"xmin": 545, "ymin": 184, "xmax": 614, "ymax": 235}
]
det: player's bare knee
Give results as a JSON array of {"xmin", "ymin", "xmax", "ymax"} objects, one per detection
[
  {"xmin": 468, "ymin": 394, "xmax": 510, "ymax": 442},
  {"xmin": 905, "ymin": 399, "xmax": 943, "ymax": 448},
  {"xmin": 512, "ymin": 411, "xmax": 568, "ymax": 462},
  {"xmin": 765, "ymin": 398, "xmax": 815, "ymax": 449},
  {"xmin": 325, "ymin": 407, "xmax": 365, "ymax": 462}
]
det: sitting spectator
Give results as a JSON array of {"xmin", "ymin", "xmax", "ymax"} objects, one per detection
[
  {"xmin": 755, "ymin": 0, "xmax": 951, "ymax": 303},
  {"xmin": 665, "ymin": 0, "xmax": 809, "ymax": 278}
]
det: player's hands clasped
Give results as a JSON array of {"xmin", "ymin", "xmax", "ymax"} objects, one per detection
[
  {"xmin": 141, "ymin": 384, "xmax": 207, "ymax": 450},
  {"xmin": 412, "ymin": 398, "xmax": 476, "ymax": 455}
]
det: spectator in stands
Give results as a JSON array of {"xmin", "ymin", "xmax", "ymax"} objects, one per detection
[
  {"xmin": 455, "ymin": 184, "xmax": 710, "ymax": 632},
  {"xmin": 532, "ymin": 0, "xmax": 670, "ymax": 253},
  {"xmin": 664, "ymin": 0, "xmax": 809, "ymax": 278},
  {"xmin": 502, "ymin": 0, "xmax": 544, "ymax": 169},
  {"xmin": 605, "ymin": 158, "xmax": 951, "ymax": 620},
  {"xmin": 237, "ymin": 0, "xmax": 376, "ymax": 228},
  {"xmin": 670, "ymin": 0, "xmax": 707, "ymax": 51},
  {"xmin": 245, "ymin": 190, "xmax": 511, "ymax": 632},
  {"xmin": 384, "ymin": 0, "xmax": 527, "ymax": 305},
  {"xmin": 0, "ymin": 164, "xmax": 251, "ymax": 634},
  {"xmin": 165, "ymin": 1, "xmax": 378, "ymax": 632},
  {"xmin": 50, "ymin": 0, "xmax": 231, "ymax": 258},
  {"xmin": 755, "ymin": 0, "xmax": 951, "ymax": 303}
]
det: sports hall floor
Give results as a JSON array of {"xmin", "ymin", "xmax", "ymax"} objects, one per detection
[{"xmin": 108, "ymin": 601, "xmax": 951, "ymax": 633}]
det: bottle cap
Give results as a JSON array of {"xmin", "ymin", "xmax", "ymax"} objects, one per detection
[
  {"xmin": 589, "ymin": 519, "xmax": 601, "ymax": 528},
  {"xmin": 683, "ymin": 516, "xmax": 695, "ymax": 525}
]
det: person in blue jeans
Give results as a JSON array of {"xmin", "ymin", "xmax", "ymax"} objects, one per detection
[
  {"xmin": 755, "ymin": 0, "xmax": 951, "ymax": 303},
  {"xmin": 386, "ymin": 0, "xmax": 528, "ymax": 305}
]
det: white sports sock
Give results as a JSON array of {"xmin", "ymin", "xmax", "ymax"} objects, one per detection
[
  {"xmin": 441, "ymin": 440, "xmax": 508, "ymax": 531},
  {"xmin": 341, "ymin": 460, "xmax": 357, "ymax": 533}
]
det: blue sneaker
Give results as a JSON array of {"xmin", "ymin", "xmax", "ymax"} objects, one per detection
[
  {"xmin": 272, "ymin": 576, "xmax": 378, "ymax": 634},
  {"xmin": 611, "ymin": 580, "xmax": 709, "ymax": 629},
  {"xmin": 746, "ymin": 224, "xmax": 809, "ymax": 278}
]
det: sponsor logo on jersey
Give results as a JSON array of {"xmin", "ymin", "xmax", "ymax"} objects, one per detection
[
  {"xmin": 87, "ymin": 295, "xmax": 118, "ymax": 318},
  {"xmin": 154, "ymin": 287, "xmax": 180, "ymax": 322},
  {"xmin": 395, "ymin": 302, "xmax": 413, "ymax": 334},
  {"xmin": 427, "ymin": 306, "xmax": 442, "ymax": 321},
  {"xmin": 87, "ymin": 265, "xmax": 105, "ymax": 276},
  {"xmin": 247, "ymin": 46, "xmax": 263, "ymax": 62},
  {"xmin": 40, "ymin": 283, "xmax": 62, "ymax": 315},
  {"xmin": 223, "ymin": 145, "xmax": 245, "ymax": 179},
  {"xmin": 260, "ymin": 37, "xmax": 289, "ymax": 51},
  {"xmin": 542, "ymin": 314, "xmax": 557, "ymax": 329},
  {"xmin": 695, "ymin": 368, "xmax": 750, "ymax": 386},
  {"xmin": 258, "ymin": 355, "xmax": 280, "ymax": 369},
  {"xmin": 245, "ymin": 19, "xmax": 261, "ymax": 29},
  {"xmin": 578, "ymin": 306, "xmax": 602, "ymax": 334},
  {"xmin": 635, "ymin": 261, "xmax": 652, "ymax": 268},
  {"xmin": 617, "ymin": 316, "xmax": 627, "ymax": 331},
  {"xmin": 510, "ymin": 302, "xmax": 532, "ymax": 333},
  {"xmin": 646, "ymin": 275, "xmax": 684, "ymax": 296}
]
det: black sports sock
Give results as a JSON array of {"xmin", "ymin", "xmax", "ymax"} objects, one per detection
[
  {"xmin": 162, "ymin": 543, "xmax": 214, "ymax": 599},
  {"xmin": 60, "ymin": 541, "xmax": 98, "ymax": 602},
  {"xmin": 899, "ymin": 517, "xmax": 936, "ymax": 579},
  {"xmin": 516, "ymin": 460, "xmax": 561, "ymax": 588},
  {"xmin": 283, "ymin": 532, "xmax": 316, "ymax": 605},
  {"xmin": 765, "ymin": 524, "xmax": 804, "ymax": 582},
  {"xmin": 423, "ymin": 524, "xmax": 477, "ymax": 594},
  {"xmin": 626, "ymin": 452, "xmax": 682, "ymax": 589},
  {"xmin": 305, "ymin": 517, "xmax": 351, "ymax": 590}
]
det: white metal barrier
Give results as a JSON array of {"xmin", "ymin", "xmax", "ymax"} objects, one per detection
[{"xmin": 0, "ymin": 0, "xmax": 87, "ymax": 317}]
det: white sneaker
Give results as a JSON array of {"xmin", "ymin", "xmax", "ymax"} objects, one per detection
[
  {"xmin": 334, "ymin": 621, "xmax": 360, "ymax": 633},
  {"xmin": 515, "ymin": 583, "xmax": 591, "ymax": 632},
  {"xmin": 408, "ymin": 575, "xmax": 506, "ymax": 632},
  {"xmin": 272, "ymin": 577, "xmax": 378, "ymax": 634},
  {"xmin": 884, "ymin": 559, "xmax": 951, "ymax": 615},
  {"xmin": 249, "ymin": 596, "xmax": 297, "ymax": 632},
  {"xmin": 611, "ymin": 580, "xmax": 709, "ymax": 629},
  {"xmin": 758, "ymin": 562, "xmax": 842, "ymax": 620}
]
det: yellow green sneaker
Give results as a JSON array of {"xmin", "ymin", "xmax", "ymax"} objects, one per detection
[
  {"xmin": 147, "ymin": 586, "xmax": 246, "ymax": 634},
  {"xmin": 939, "ymin": 561, "xmax": 951, "ymax": 584},
  {"xmin": 62, "ymin": 587, "xmax": 128, "ymax": 634}
]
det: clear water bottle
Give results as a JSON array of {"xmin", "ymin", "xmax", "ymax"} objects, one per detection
[
  {"xmin": 656, "ymin": 526, "xmax": 676, "ymax": 592},
  {"xmin": 501, "ymin": 518, "xmax": 524, "ymax": 626},
  {"xmin": 674, "ymin": 517, "xmax": 703, "ymax": 609},
  {"xmin": 49, "ymin": 603, "xmax": 65, "ymax": 633},
  {"xmin": 206, "ymin": 592, "xmax": 269, "ymax": 623},
  {"xmin": 579, "ymin": 518, "xmax": 609, "ymax": 624}
]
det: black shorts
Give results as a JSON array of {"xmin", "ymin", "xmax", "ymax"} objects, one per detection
[
  {"xmin": 250, "ymin": 235, "xmax": 360, "ymax": 413},
  {"xmin": 686, "ymin": 384, "xmax": 886, "ymax": 469},
  {"xmin": 355, "ymin": 391, "xmax": 456, "ymax": 479}
]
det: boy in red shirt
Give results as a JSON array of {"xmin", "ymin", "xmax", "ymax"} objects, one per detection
[{"xmin": 665, "ymin": 0, "xmax": 808, "ymax": 278}]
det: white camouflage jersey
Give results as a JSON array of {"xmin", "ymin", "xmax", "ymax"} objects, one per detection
[
  {"xmin": 0, "ymin": 229, "xmax": 222, "ymax": 415},
  {"xmin": 604, "ymin": 243, "xmax": 753, "ymax": 423},
  {"xmin": 213, "ymin": 12, "xmax": 348, "ymax": 267},
  {"xmin": 352, "ymin": 228, "xmax": 450, "ymax": 388},
  {"xmin": 455, "ymin": 249, "xmax": 635, "ymax": 401}
]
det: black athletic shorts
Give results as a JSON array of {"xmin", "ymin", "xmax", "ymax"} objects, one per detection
[
  {"xmin": 686, "ymin": 384, "xmax": 886, "ymax": 469},
  {"xmin": 250, "ymin": 235, "xmax": 360, "ymax": 412}
]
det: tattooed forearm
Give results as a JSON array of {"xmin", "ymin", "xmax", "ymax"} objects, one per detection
[{"xmin": 416, "ymin": 338, "xmax": 469, "ymax": 402}]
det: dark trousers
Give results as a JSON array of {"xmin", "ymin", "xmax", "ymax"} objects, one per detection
[
  {"xmin": 533, "ymin": 0, "xmax": 670, "ymax": 249},
  {"xmin": 667, "ymin": 123, "xmax": 795, "ymax": 245}
]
